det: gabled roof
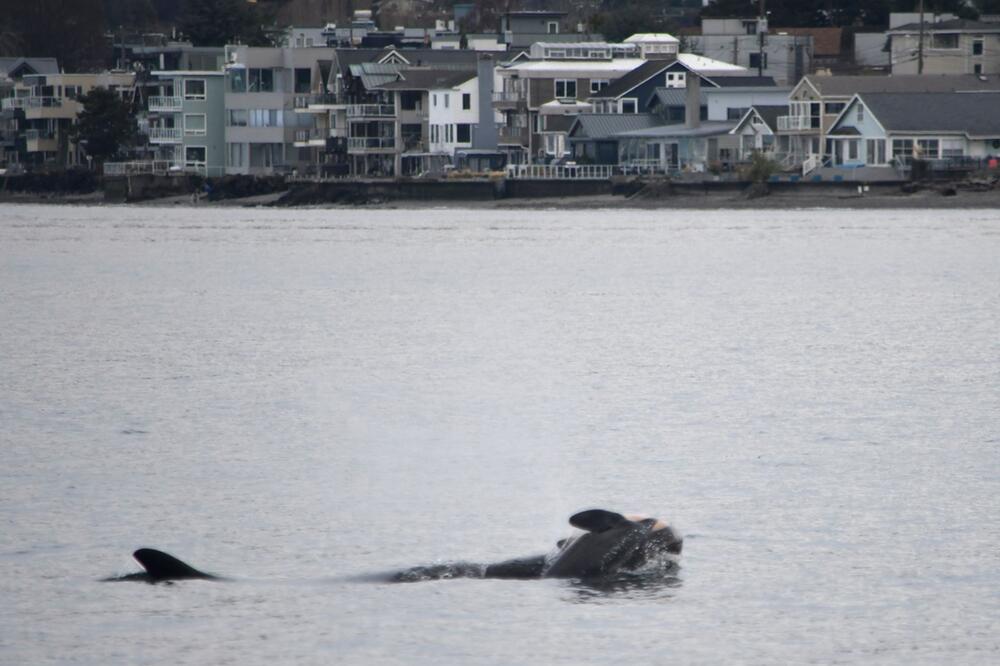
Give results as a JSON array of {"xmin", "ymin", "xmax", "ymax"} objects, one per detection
[
  {"xmin": 589, "ymin": 60, "xmax": 673, "ymax": 100},
  {"xmin": 887, "ymin": 19, "xmax": 1000, "ymax": 34},
  {"xmin": 801, "ymin": 74, "xmax": 1000, "ymax": 97},
  {"xmin": 731, "ymin": 105, "xmax": 788, "ymax": 134},
  {"xmin": 0, "ymin": 57, "xmax": 59, "ymax": 78},
  {"xmin": 568, "ymin": 113, "xmax": 661, "ymax": 140},
  {"xmin": 852, "ymin": 92, "xmax": 1000, "ymax": 135}
]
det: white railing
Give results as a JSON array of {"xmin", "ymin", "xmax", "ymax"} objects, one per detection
[
  {"xmin": 802, "ymin": 153, "xmax": 821, "ymax": 176},
  {"xmin": 1, "ymin": 97, "xmax": 26, "ymax": 110},
  {"xmin": 347, "ymin": 137, "xmax": 396, "ymax": 150},
  {"xmin": 294, "ymin": 128, "xmax": 332, "ymax": 143},
  {"xmin": 346, "ymin": 104, "xmax": 395, "ymax": 117},
  {"xmin": 777, "ymin": 115, "xmax": 814, "ymax": 131},
  {"xmin": 103, "ymin": 160, "xmax": 180, "ymax": 176},
  {"xmin": 148, "ymin": 96, "xmax": 183, "ymax": 112},
  {"xmin": 148, "ymin": 127, "xmax": 182, "ymax": 143},
  {"xmin": 506, "ymin": 164, "xmax": 614, "ymax": 180},
  {"xmin": 294, "ymin": 93, "xmax": 343, "ymax": 109},
  {"xmin": 26, "ymin": 97, "xmax": 63, "ymax": 109}
]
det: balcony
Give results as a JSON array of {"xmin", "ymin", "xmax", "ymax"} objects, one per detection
[
  {"xmin": 1, "ymin": 97, "xmax": 26, "ymax": 110},
  {"xmin": 293, "ymin": 93, "xmax": 344, "ymax": 112},
  {"xmin": 498, "ymin": 126, "xmax": 528, "ymax": 144},
  {"xmin": 294, "ymin": 128, "xmax": 335, "ymax": 146},
  {"xmin": 346, "ymin": 104, "xmax": 395, "ymax": 118},
  {"xmin": 777, "ymin": 115, "xmax": 816, "ymax": 132},
  {"xmin": 347, "ymin": 136, "xmax": 396, "ymax": 152},
  {"xmin": 148, "ymin": 96, "xmax": 183, "ymax": 112},
  {"xmin": 492, "ymin": 89, "xmax": 527, "ymax": 109},
  {"xmin": 148, "ymin": 127, "xmax": 182, "ymax": 143}
]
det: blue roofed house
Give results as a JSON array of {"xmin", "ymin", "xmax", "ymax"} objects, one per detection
[{"xmin": 824, "ymin": 91, "xmax": 1000, "ymax": 179}]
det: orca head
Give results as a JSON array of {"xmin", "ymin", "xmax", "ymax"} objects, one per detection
[{"xmin": 543, "ymin": 509, "xmax": 681, "ymax": 579}]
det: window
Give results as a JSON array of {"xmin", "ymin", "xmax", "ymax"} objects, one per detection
[
  {"xmin": 866, "ymin": 139, "xmax": 886, "ymax": 164},
  {"xmin": 620, "ymin": 98, "xmax": 637, "ymax": 114},
  {"xmin": 228, "ymin": 69, "xmax": 247, "ymax": 93},
  {"xmin": 856, "ymin": 104, "xmax": 864, "ymax": 122},
  {"xmin": 462, "ymin": 93, "xmax": 470, "ymax": 110},
  {"xmin": 916, "ymin": 138, "xmax": 939, "ymax": 159},
  {"xmin": 892, "ymin": 138, "xmax": 913, "ymax": 162},
  {"xmin": 848, "ymin": 140, "xmax": 858, "ymax": 160},
  {"xmin": 810, "ymin": 102, "xmax": 821, "ymax": 128},
  {"xmin": 554, "ymin": 79, "xmax": 576, "ymax": 99},
  {"xmin": 941, "ymin": 138, "xmax": 964, "ymax": 158},
  {"xmin": 743, "ymin": 20, "xmax": 757, "ymax": 35},
  {"xmin": 184, "ymin": 113, "xmax": 206, "ymax": 136},
  {"xmin": 184, "ymin": 79, "xmax": 206, "ymax": 100},
  {"xmin": 444, "ymin": 94, "xmax": 449, "ymax": 108},
  {"xmin": 248, "ymin": 68, "xmax": 274, "ymax": 93},
  {"xmin": 456, "ymin": 123, "xmax": 471, "ymax": 143},
  {"xmin": 65, "ymin": 85, "xmax": 82, "ymax": 100},
  {"xmin": 431, "ymin": 125, "xmax": 438, "ymax": 143},
  {"xmin": 590, "ymin": 79, "xmax": 609, "ymax": 94},
  {"xmin": 749, "ymin": 52, "xmax": 768, "ymax": 70},
  {"xmin": 665, "ymin": 72, "xmax": 685, "ymax": 89},
  {"xmin": 932, "ymin": 34, "xmax": 959, "ymax": 49},
  {"xmin": 249, "ymin": 109, "xmax": 282, "ymax": 127},
  {"xmin": 432, "ymin": 93, "xmax": 437, "ymax": 107},
  {"xmin": 974, "ymin": 63, "xmax": 983, "ymax": 74},
  {"xmin": 228, "ymin": 109, "xmax": 248, "ymax": 126},
  {"xmin": 185, "ymin": 145, "xmax": 206, "ymax": 168},
  {"xmin": 446, "ymin": 124, "xmax": 453, "ymax": 142},
  {"xmin": 547, "ymin": 21, "xmax": 559, "ymax": 35},
  {"xmin": 294, "ymin": 68, "xmax": 311, "ymax": 94},
  {"xmin": 227, "ymin": 142, "xmax": 246, "ymax": 167},
  {"xmin": 973, "ymin": 38, "xmax": 984, "ymax": 56}
]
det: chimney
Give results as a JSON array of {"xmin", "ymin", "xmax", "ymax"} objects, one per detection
[{"xmin": 685, "ymin": 73, "xmax": 700, "ymax": 129}]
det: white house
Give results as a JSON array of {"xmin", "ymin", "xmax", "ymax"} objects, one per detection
[{"xmin": 427, "ymin": 74, "xmax": 480, "ymax": 157}]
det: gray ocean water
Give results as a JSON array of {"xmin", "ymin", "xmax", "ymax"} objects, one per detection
[{"xmin": 1, "ymin": 203, "xmax": 998, "ymax": 664}]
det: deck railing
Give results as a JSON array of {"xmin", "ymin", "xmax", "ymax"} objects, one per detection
[{"xmin": 506, "ymin": 164, "xmax": 615, "ymax": 180}]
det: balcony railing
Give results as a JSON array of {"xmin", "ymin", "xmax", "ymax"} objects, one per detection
[
  {"xmin": 294, "ymin": 128, "xmax": 334, "ymax": 143},
  {"xmin": 498, "ymin": 126, "xmax": 528, "ymax": 143},
  {"xmin": 506, "ymin": 164, "xmax": 615, "ymax": 180},
  {"xmin": 347, "ymin": 137, "xmax": 396, "ymax": 151},
  {"xmin": 148, "ymin": 96, "xmax": 183, "ymax": 112},
  {"xmin": 148, "ymin": 127, "xmax": 182, "ymax": 143},
  {"xmin": 1, "ymin": 97, "xmax": 26, "ymax": 110},
  {"xmin": 492, "ymin": 89, "xmax": 527, "ymax": 104},
  {"xmin": 103, "ymin": 160, "xmax": 180, "ymax": 177},
  {"xmin": 777, "ymin": 115, "xmax": 815, "ymax": 131},
  {"xmin": 346, "ymin": 104, "xmax": 395, "ymax": 118},
  {"xmin": 294, "ymin": 93, "xmax": 343, "ymax": 109}
]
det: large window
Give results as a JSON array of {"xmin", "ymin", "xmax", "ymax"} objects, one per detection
[
  {"xmin": 931, "ymin": 34, "xmax": 959, "ymax": 49},
  {"xmin": 554, "ymin": 79, "xmax": 577, "ymax": 99},
  {"xmin": 185, "ymin": 145, "xmax": 206, "ymax": 168},
  {"xmin": 227, "ymin": 109, "xmax": 248, "ymax": 126},
  {"xmin": 184, "ymin": 113, "xmax": 206, "ymax": 136},
  {"xmin": 294, "ymin": 68, "xmax": 311, "ymax": 94},
  {"xmin": 462, "ymin": 93, "xmax": 471, "ymax": 110},
  {"xmin": 590, "ymin": 79, "xmax": 609, "ymax": 94},
  {"xmin": 866, "ymin": 139, "xmax": 886, "ymax": 165},
  {"xmin": 183, "ymin": 79, "xmax": 206, "ymax": 100},
  {"xmin": 456, "ymin": 123, "xmax": 471, "ymax": 143},
  {"xmin": 249, "ymin": 109, "xmax": 282, "ymax": 127},
  {"xmin": 620, "ymin": 98, "xmax": 637, "ymax": 114},
  {"xmin": 973, "ymin": 38, "xmax": 984, "ymax": 56},
  {"xmin": 248, "ymin": 68, "xmax": 274, "ymax": 93},
  {"xmin": 916, "ymin": 138, "xmax": 939, "ymax": 159},
  {"xmin": 941, "ymin": 138, "xmax": 964, "ymax": 158},
  {"xmin": 892, "ymin": 138, "xmax": 913, "ymax": 162},
  {"xmin": 749, "ymin": 52, "xmax": 768, "ymax": 69},
  {"xmin": 227, "ymin": 142, "xmax": 246, "ymax": 167},
  {"xmin": 228, "ymin": 69, "xmax": 246, "ymax": 93}
]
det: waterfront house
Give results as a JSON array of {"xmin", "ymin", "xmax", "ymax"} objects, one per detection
[
  {"xmin": 824, "ymin": 92, "xmax": 1000, "ymax": 177},
  {"xmin": 143, "ymin": 70, "xmax": 226, "ymax": 176},
  {"xmin": 566, "ymin": 113, "xmax": 661, "ymax": 164},
  {"xmin": 1, "ymin": 58, "xmax": 60, "ymax": 169},
  {"xmin": 729, "ymin": 105, "xmax": 788, "ymax": 161}
]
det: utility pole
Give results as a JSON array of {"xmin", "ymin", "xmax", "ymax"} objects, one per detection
[
  {"xmin": 758, "ymin": 0, "xmax": 767, "ymax": 77},
  {"xmin": 918, "ymin": 0, "xmax": 925, "ymax": 74}
]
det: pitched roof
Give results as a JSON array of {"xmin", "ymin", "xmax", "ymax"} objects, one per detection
[
  {"xmin": 590, "ymin": 60, "xmax": 673, "ymax": 99},
  {"xmin": 887, "ymin": 19, "xmax": 1000, "ymax": 34},
  {"xmin": 802, "ymin": 74, "xmax": 1000, "ymax": 97},
  {"xmin": 375, "ymin": 68, "xmax": 475, "ymax": 90},
  {"xmin": 650, "ymin": 87, "xmax": 706, "ymax": 108},
  {"xmin": 857, "ymin": 92, "xmax": 1000, "ymax": 135},
  {"xmin": 751, "ymin": 105, "xmax": 788, "ymax": 131},
  {"xmin": 616, "ymin": 121, "xmax": 737, "ymax": 138},
  {"xmin": 568, "ymin": 113, "xmax": 661, "ymax": 139},
  {"xmin": 0, "ymin": 57, "xmax": 59, "ymax": 78}
]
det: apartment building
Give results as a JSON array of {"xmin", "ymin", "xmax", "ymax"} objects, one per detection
[
  {"xmin": 143, "ymin": 71, "xmax": 226, "ymax": 176},
  {"xmin": 223, "ymin": 45, "xmax": 335, "ymax": 175},
  {"xmin": 686, "ymin": 18, "xmax": 813, "ymax": 86},
  {"xmin": 887, "ymin": 19, "xmax": 1000, "ymax": 75},
  {"xmin": 1, "ymin": 71, "xmax": 135, "ymax": 169},
  {"xmin": 1, "ymin": 58, "xmax": 60, "ymax": 168}
]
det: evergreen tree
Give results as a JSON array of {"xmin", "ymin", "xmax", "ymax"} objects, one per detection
[{"xmin": 70, "ymin": 88, "xmax": 137, "ymax": 167}]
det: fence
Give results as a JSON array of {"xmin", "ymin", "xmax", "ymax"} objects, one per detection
[{"xmin": 506, "ymin": 164, "xmax": 615, "ymax": 180}]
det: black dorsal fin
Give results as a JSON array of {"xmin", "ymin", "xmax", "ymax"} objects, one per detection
[
  {"xmin": 133, "ymin": 548, "xmax": 214, "ymax": 581},
  {"xmin": 569, "ymin": 509, "xmax": 630, "ymax": 533}
]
